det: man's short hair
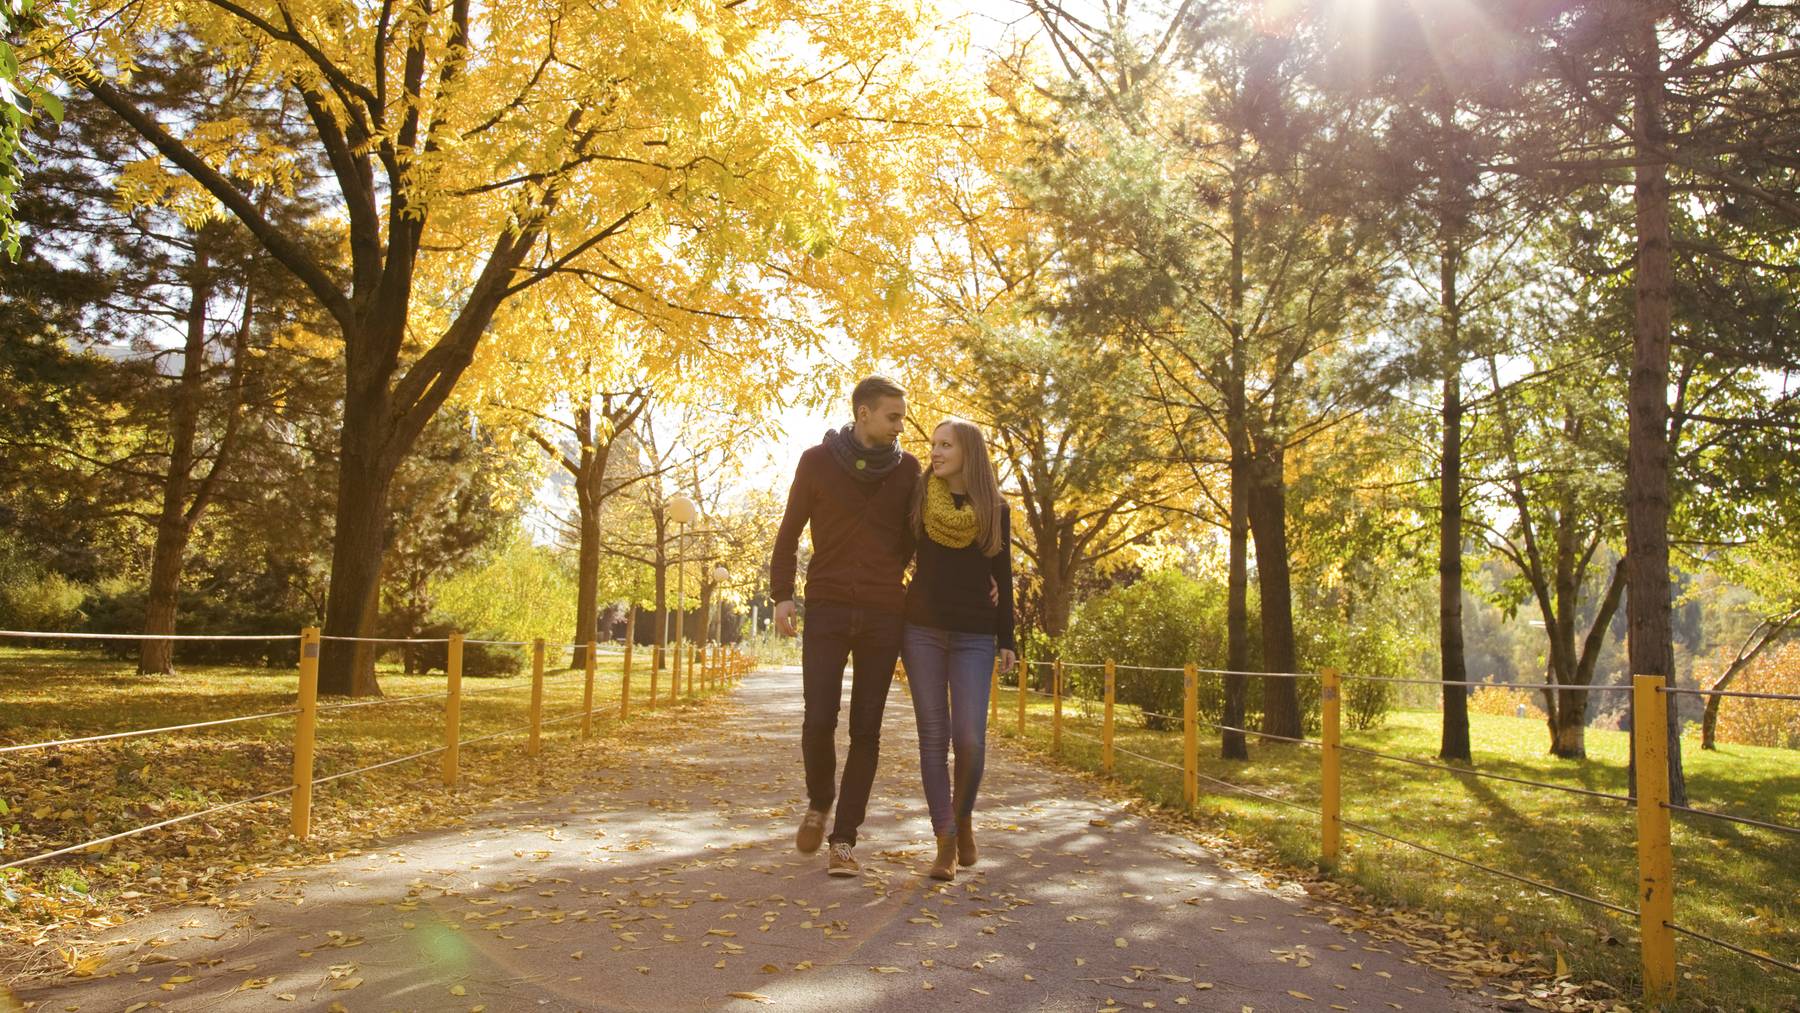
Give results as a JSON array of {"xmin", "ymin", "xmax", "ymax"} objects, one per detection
[{"xmin": 852, "ymin": 375, "xmax": 905, "ymax": 413}]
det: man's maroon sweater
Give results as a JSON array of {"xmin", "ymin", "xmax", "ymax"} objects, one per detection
[{"xmin": 769, "ymin": 440, "xmax": 920, "ymax": 613}]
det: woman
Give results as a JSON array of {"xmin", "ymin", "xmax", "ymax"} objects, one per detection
[{"xmin": 900, "ymin": 418, "xmax": 1016, "ymax": 882}]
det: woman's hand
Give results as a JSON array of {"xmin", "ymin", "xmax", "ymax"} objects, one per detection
[{"xmin": 999, "ymin": 649, "xmax": 1017, "ymax": 674}]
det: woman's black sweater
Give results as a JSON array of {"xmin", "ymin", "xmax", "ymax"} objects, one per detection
[{"xmin": 903, "ymin": 501, "xmax": 1015, "ymax": 651}]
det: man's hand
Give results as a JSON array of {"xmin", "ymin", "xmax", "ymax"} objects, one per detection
[
  {"xmin": 774, "ymin": 600, "xmax": 799, "ymax": 638},
  {"xmin": 989, "ymin": 576, "xmax": 999, "ymax": 606},
  {"xmin": 999, "ymin": 648, "xmax": 1017, "ymax": 674}
]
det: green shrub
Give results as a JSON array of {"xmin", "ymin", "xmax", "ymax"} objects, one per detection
[
  {"xmin": 1060, "ymin": 571, "xmax": 1253, "ymax": 732},
  {"xmin": 1059, "ymin": 571, "xmax": 1409, "ymax": 736},
  {"xmin": 0, "ymin": 545, "xmax": 87, "ymax": 631},
  {"xmin": 79, "ymin": 584, "xmax": 308, "ymax": 667},
  {"xmin": 430, "ymin": 533, "xmax": 576, "ymax": 647},
  {"xmin": 407, "ymin": 624, "xmax": 525, "ymax": 676},
  {"xmin": 1295, "ymin": 606, "xmax": 1411, "ymax": 731}
]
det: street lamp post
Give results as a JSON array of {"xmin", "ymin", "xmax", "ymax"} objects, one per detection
[{"xmin": 668, "ymin": 494, "xmax": 697, "ymax": 699}]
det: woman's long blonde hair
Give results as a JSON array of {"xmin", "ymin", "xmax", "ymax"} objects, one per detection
[{"xmin": 911, "ymin": 418, "xmax": 1007, "ymax": 557}]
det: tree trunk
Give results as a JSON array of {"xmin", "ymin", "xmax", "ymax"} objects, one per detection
[
  {"xmin": 1040, "ymin": 549, "xmax": 1074, "ymax": 638},
  {"xmin": 139, "ymin": 524, "xmax": 189, "ymax": 675},
  {"xmin": 572, "ymin": 478, "xmax": 601, "ymax": 670},
  {"xmin": 138, "ymin": 243, "xmax": 212, "ymax": 675},
  {"xmin": 1548, "ymin": 686, "xmax": 1587, "ymax": 758},
  {"xmin": 1543, "ymin": 541, "xmax": 1589, "ymax": 762},
  {"xmin": 1625, "ymin": 8, "xmax": 1687, "ymax": 805},
  {"xmin": 1222, "ymin": 446, "xmax": 1250, "ymax": 761},
  {"xmin": 1247, "ymin": 444, "xmax": 1301, "ymax": 741},
  {"xmin": 317, "ymin": 398, "xmax": 395, "ymax": 697},
  {"xmin": 565, "ymin": 398, "xmax": 636, "ymax": 670},
  {"xmin": 698, "ymin": 581, "xmax": 716, "ymax": 643},
  {"xmin": 1221, "ymin": 169, "xmax": 1251, "ymax": 762},
  {"xmin": 1546, "ymin": 492, "xmax": 1586, "ymax": 759},
  {"xmin": 1438, "ymin": 240, "xmax": 1472, "ymax": 762}
]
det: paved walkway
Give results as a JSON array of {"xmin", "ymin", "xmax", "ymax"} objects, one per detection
[{"xmin": 21, "ymin": 667, "xmax": 1495, "ymax": 1012}]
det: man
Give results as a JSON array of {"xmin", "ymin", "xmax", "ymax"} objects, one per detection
[{"xmin": 770, "ymin": 375, "xmax": 919, "ymax": 877}]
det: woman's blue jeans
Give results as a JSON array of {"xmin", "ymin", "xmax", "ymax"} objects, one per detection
[{"xmin": 900, "ymin": 623, "xmax": 996, "ymax": 837}]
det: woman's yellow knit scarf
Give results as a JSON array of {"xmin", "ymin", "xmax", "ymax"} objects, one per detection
[{"xmin": 923, "ymin": 474, "xmax": 979, "ymax": 549}]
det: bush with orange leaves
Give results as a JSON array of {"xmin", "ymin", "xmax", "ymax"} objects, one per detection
[
  {"xmin": 1713, "ymin": 640, "xmax": 1800, "ymax": 750},
  {"xmin": 1467, "ymin": 683, "xmax": 1545, "ymax": 720}
]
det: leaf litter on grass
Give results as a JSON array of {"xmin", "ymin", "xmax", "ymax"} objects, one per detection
[{"xmin": 0, "ymin": 676, "xmax": 740, "ymax": 986}]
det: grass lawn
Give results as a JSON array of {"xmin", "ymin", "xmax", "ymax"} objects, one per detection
[
  {"xmin": 0, "ymin": 644, "xmax": 734, "ymax": 978},
  {"xmin": 997, "ymin": 686, "xmax": 1799, "ymax": 1011}
]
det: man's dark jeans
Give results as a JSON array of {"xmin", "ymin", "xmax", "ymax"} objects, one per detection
[{"xmin": 801, "ymin": 602, "xmax": 903, "ymax": 846}]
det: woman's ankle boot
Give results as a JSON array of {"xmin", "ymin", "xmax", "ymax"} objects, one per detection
[
  {"xmin": 929, "ymin": 835, "xmax": 957, "ymax": 881},
  {"xmin": 956, "ymin": 820, "xmax": 977, "ymax": 867}
]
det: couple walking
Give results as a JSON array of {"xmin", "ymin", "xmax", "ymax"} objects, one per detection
[{"xmin": 769, "ymin": 376, "xmax": 1017, "ymax": 882}]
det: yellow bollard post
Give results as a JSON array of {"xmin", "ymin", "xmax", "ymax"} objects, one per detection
[
  {"xmin": 443, "ymin": 631, "xmax": 464, "ymax": 788},
  {"xmin": 291, "ymin": 627, "xmax": 321, "ymax": 839},
  {"xmin": 528, "ymin": 638, "xmax": 545, "ymax": 757},
  {"xmin": 1103, "ymin": 659, "xmax": 1116, "ymax": 776},
  {"xmin": 582, "ymin": 640, "xmax": 597, "ymax": 738},
  {"xmin": 1633, "ymin": 674, "xmax": 1678, "ymax": 1006},
  {"xmin": 989, "ymin": 657, "xmax": 1000, "ymax": 729},
  {"xmin": 1183, "ymin": 663, "xmax": 1198, "ymax": 809},
  {"xmin": 1052, "ymin": 660, "xmax": 1064, "ymax": 753},
  {"xmin": 1018, "ymin": 659, "xmax": 1027, "ymax": 735},
  {"xmin": 1320, "ymin": 668, "xmax": 1341, "ymax": 869},
  {"xmin": 688, "ymin": 643, "xmax": 698, "ymax": 698},
  {"xmin": 648, "ymin": 643, "xmax": 660, "ymax": 709}
]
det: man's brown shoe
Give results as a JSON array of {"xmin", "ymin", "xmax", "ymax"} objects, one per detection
[
  {"xmin": 956, "ymin": 820, "xmax": 978, "ymax": 867},
  {"xmin": 827, "ymin": 842, "xmax": 860, "ymax": 877},
  {"xmin": 796, "ymin": 809, "xmax": 827, "ymax": 854},
  {"xmin": 928, "ymin": 835, "xmax": 957, "ymax": 881}
]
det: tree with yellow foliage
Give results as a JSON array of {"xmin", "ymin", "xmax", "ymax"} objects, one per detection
[{"xmin": 27, "ymin": 0, "xmax": 980, "ymax": 694}]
